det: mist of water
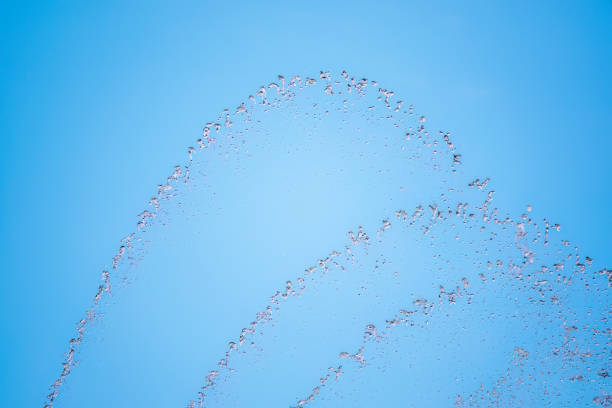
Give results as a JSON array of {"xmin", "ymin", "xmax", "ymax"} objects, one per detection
[{"xmin": 44, "ymin": 71, "xmax": 610, "ymax": 408}]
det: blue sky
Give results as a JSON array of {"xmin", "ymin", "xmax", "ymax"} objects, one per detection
[{"xmin": 1, "ymin": 1, "xmax": 611, "ymax": 407}]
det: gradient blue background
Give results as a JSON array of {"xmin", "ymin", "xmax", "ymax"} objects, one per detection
[{"xmin": 1, "ymin": 1, "xmax": 611, "ymax": 407}]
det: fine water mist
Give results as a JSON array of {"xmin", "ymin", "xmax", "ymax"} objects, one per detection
[{"xmin": 45, "ymin": 71, "xmax": 610, "ymax": 408}]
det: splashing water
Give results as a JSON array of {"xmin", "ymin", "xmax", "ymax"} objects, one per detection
[{"xmin": 44, "ymin": 71, "xmax": 610, "ymax": 408}]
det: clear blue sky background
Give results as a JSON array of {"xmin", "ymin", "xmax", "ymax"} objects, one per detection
[{"xmin": 1, "ymin": 1, "xmax": 611, "ymax": 407}]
